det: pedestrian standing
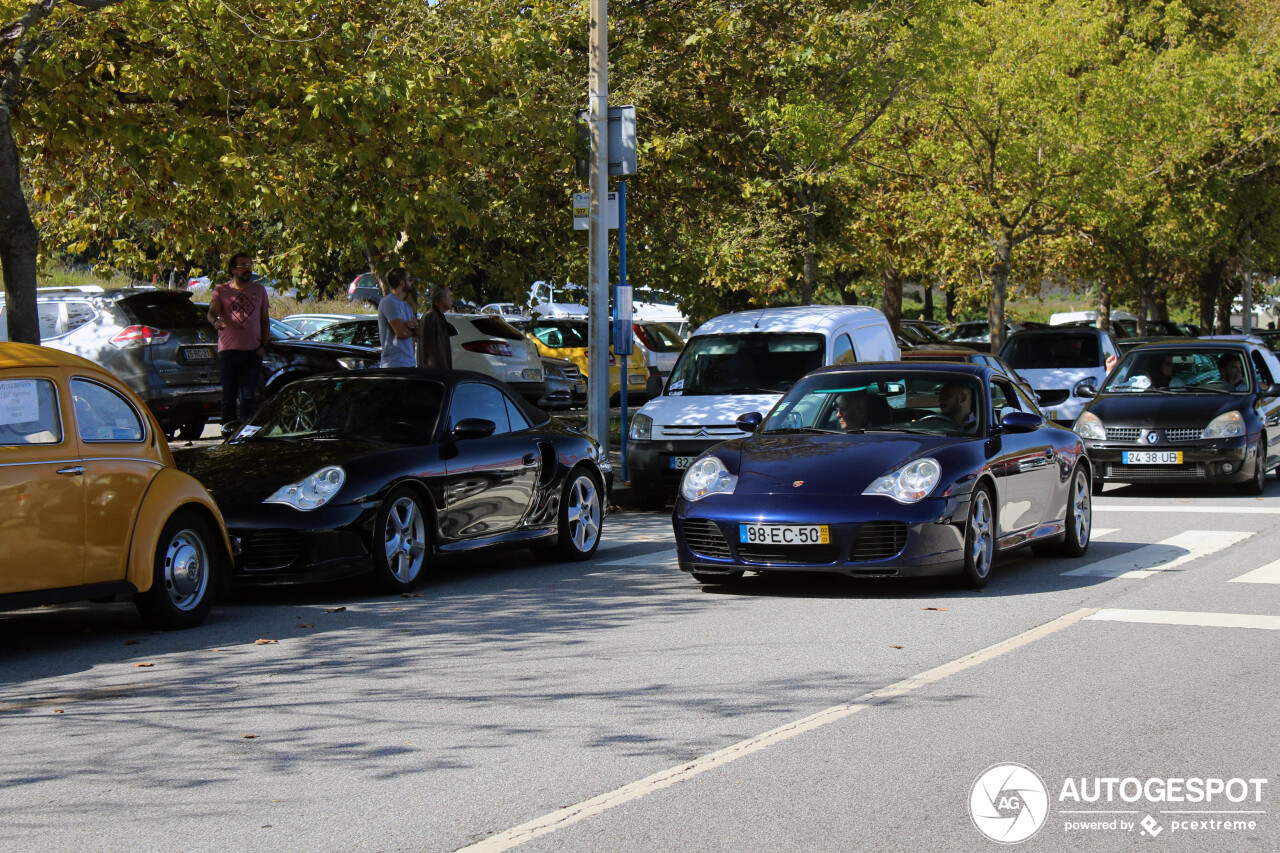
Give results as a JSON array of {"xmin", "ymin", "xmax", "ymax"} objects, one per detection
[
  {"xmin": 207, "ymin": 252, "xmax": 270, "ymax": 426},
  {"xmin": 418, "ymin": 283, "xmax": 454, "ymax": 369},
  {"xmin": 378, "ymin": 267, "xmax": 421, "ymax": 368}
]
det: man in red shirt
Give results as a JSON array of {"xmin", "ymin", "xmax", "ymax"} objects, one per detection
[{"xmin": 207, "ymin": 252, "xmax": 271, "ymax": 426}]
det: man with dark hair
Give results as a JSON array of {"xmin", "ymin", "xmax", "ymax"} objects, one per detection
[
  {"xmin": 207, "ymin": 252, "xmax": 270, "ymax": 426},
  {"xmin": 418, "ymin": 282, "xmax": 454, "ymax": 369},
  {"xmin": 836, "ymin": 391, "xmax": 870, "ymax": 431},
  {"xmin": 938, "ymin": 381, "xmax": 979, "ymax": 433},
  {"xmin": 377, "ymin": 267, "xmax": 420, "ymax": 368}
]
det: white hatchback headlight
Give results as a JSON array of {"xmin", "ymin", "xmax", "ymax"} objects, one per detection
[
  {"xmin": 862, "ymin": 458, "xmax": 941, "ymax": 504},
  {"xmin": 265, "ymin": 465, "xmax": 346, "ymax": 510},
  {"xmin": 1074, "ymin": 411, "xmax": 1105, "ymax": 440},
  {"xmin": 629, "ymin": 412, "xmax": 653, "ymax": 441},
  {"xmin": 1202, "ymin": 411, "xmax": 1244, "ymax": 439},
  {"xmin": 680, "ymin": 457, "xmax": 737, "ymax": 502}
]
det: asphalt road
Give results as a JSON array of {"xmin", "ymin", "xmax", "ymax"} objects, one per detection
[{"xmin": 2, "ymin": 481, "xmax": 1278, "ymax": 853}]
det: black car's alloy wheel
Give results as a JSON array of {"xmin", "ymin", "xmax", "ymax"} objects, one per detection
[
  {"xmin": 957, "ymin": 485, "xmax": 995, "ymax": 588},
  {"xmin": 134, "ymin": 509, "xmax": 219, "ymax": 630},
  {"xmin": 373, "ymin": 486, "xmax": 429, "ymax": 592},
  {"xmin": 1237, "ymin": 437, "xmax": 1267, "ymax": 496},
  {"xmin": 535, "ymin": 466, "xmax": 603, "ymax": 561}
]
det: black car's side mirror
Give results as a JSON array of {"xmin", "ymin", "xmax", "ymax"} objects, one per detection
[
  {"xmin": 451, "ymin": 418, "xmax": 496, "ymax": 440},
  {"xmin": 736, "ymin": 411, "xmax": 763, "ymax": 432},
  {"xmin": 646, "ymin": 374, "xmax": 665, "ymax": 398},
  {"xmin": 1000, "ymin": 411, "xmax": 1044, "ymax": 432},
  {"xmin": 221, "ymin": 420, "xmax": 243, "ymax": 441}
]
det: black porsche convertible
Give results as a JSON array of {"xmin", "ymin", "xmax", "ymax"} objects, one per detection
[{"xmin": 175, "ymin": 369, "xmax": 612, "ymax": 591}]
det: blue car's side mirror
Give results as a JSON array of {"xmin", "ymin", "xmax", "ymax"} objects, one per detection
[
  {"xmin": 452, "ymin": 418, "xmax": 496, "ymax": 440},
  {"xmin": 1000, "ymin": 411, "xmax": 1044, "ymax": 432},
  {"xmin": 736, "ymin": 412, "xmax": 763, "ymax": 432}
]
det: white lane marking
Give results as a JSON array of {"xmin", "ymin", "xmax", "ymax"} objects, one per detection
[
  {"xmin": 1062, "ymin": 530, "xmax": 1253, "ymax": 579},
  {"xmin": 1091, "ymin": 528, "xmax": 1119, "ymax": 539},
  {"xmin": 1094, "ymin": 505, "xmax": 1280, "ymax": 514},
  {"xmin": 1087, "ymin": 609, "xmax": 1280, "ymax": 630},
  {"xmin": 1229, "ymin": 559, "xmax": 1280, "ymax": 585},
  {"xmin": 453, "ymin": 608, "xmax": 1099, "ymax": 853},
  {"xmin": 598, "ymin": 548, "xmax": 679, "ymax": 567}
]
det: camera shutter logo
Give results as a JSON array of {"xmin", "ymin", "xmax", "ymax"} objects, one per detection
[{"xmin": 969, "ymin": 763, "xmax": 1050, "ymax": 843}]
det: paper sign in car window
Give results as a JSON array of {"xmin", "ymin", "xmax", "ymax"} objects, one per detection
[{"xmin": 0, "ymin": 379, "xmax": 40, "ymax": 425}]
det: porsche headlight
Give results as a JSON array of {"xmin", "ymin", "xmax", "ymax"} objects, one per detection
[
  {"xmin": 862, "ymin": 458, "xmax": 941, "ymax": 504},
  {"xmin": 629, "ymin": 412, "xmax": 653, "ymax": 441},
  {"xmin": 265, "ymin": 465, "xmax": 346, "ymax": 510},
  {"xmin": 1202, "ymin": 411, "xmax": 1244, "ymax": 439},
  {"xmin": 680, "ymin": 456, "xmax": 737, "ymax": 502},
  {"xmin": 1074, "ymin": 411, "xmax": 1105, "ymax": 441}
]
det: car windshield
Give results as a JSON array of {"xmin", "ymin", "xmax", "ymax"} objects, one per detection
[
  {"xmin": 1103, "ymin": 349, "xmax": 1251, "ymax": 393},
  {"xmin": 666, "ymin": 333, "xmax": 823, "ymax": 396},
  {"xmin": 1001, "ymin": 334, "xmax": 1100, "ymax": 369},
  {"xmin": 764, "ymin": 371, "xmax": 985, "ymax": 437},
  {"xmin": 237, "ymin": 376, "xmax": 444, "ymax": 442}
]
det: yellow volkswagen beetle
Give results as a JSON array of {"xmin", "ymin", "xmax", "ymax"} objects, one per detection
[
  {"xmin": 0, "ymin": 343, "xmax": 232, "ymax": 629},
  {"xmin": 526, "ymin": 318, "xmax": 649, "ymax": 402}
]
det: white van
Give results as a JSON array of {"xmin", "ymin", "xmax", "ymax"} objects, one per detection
[{"xmin": 625, "ymin": 305, "xmax": 900, "ymax": 507}]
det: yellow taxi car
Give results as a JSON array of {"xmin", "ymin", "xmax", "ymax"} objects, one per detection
[
  {"xmin": 0, "ymin": 343, "xmax": 232, "ymax": 629},
  {"xmin": 526, "ymin": 318, "xmax": 648, "ymax": 402}
]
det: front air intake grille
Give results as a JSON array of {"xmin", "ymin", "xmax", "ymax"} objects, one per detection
[
  {"xmin": 243, "ymin": 530, "xmax": 301, "ymax": 570},
  {"xmin": 1107, "ymin": 464, "xmax": 1206, "ymax": 480},
  {"xmin": 737, "ymin": 544, "xmax": 841, "ymax": 565},
  {"xmin": 682, "ymin": 519, "xmax": 732, "ymax": 559},
  {"xmin": 1165, "ymin": 428, "xmax": 1203, "ymax": 442},
  {"xmin": 1105, "ymin": 427, "xmax": 1140, "ymax": 442},
  {"xmin": 851, "ymin": 521, "xmax": 908, "ymax": 561}
]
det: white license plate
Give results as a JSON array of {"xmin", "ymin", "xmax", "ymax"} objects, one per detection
[
  {"xmin": 739, "ymin": 524, "xmax": 830, "ymax": 545},
  {"xmin": 669, "ymin": 456, "xmax": 695, "ymax": 470},
  {"xmin": 1122, "ymin": 451, "xmax": 1183, "ymax": 464},
  {"xmin": 183, "ymin": 346, "xmax": 214, "ymax": 361}
]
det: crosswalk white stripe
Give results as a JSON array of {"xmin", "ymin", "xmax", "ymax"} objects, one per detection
[
  {"xmin": 1087, "ymin": 609, "xmax": 1280, "ymax": 630},
  {"xmin": 599, "ymin": 548, "xmax": 679, "ymax": 567},
  {"xmin": 1062, "ymin": 530, "xmax": 1253, "ymax": 578},
  {"xmin": 1229, "ymin": 559, "xmax": 1280, "ymax": 585},
  {"xmin": 1091, "ymin": 528, "xmax": 1119, "ymax": 539},
  {"xmin": 1093, "ymin": 505, "xmax": 1280, "ymax": 515}
]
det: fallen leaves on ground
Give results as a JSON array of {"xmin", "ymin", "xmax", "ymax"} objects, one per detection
[
  {"xmin": 134, "ymin": 662, "xmax": 155, "ymax": 667},
  {"xmin": 922, "ymin": 607, "xmax": 949, "ymax": 611},
  {"xmin": 124, "ymin": 639, "xmax": 142, "ymax": 645},
  {"xmin": 399, "ymin": 593, "xmax": 423, "ymax": 598},
  {"xmin": 296, "ymin": 623, "xmax": 314, "ymax": 629},
  {"xmin": 890, "ymin": 645, "xmax": 904, "ymax": 649},
  {"xmin": 324, "ymin": 607, "xmax": 347, "ymax": 613},
  {"xmin": 241, "ymin": 734, "xmax": 258, "ymax": 739},
  {"xmin": 254, "ymin": 639, "xmax": 278, "ymax": 645}
]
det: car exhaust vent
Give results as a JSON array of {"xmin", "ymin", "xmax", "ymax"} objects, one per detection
[
  {"xmin": 851, "ymin": 521, "xmax": 908, "ymax": 561},
  {"xmin": 737, "ymin": 544, "xmax": 841, "ymax": 565},
  {"xmin": 682, "ymin": 519, "xmax": 732, "ymax": 560},
  {"xmin": 243, "ymin": 530, "xmax": 301, "ymax": 571}
]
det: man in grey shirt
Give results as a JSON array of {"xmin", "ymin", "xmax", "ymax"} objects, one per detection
[{"xmin": 377, "ymin": 268, "xmax": 420, "ymax": 367}]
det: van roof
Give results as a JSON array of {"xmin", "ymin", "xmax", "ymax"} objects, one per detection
[{"xmin": 693, "ymin": 304, "xmax": 888, "ymax": 337}]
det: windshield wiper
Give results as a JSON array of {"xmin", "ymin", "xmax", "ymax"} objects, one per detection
[{"xmin": 763, "ymin": 427, "xmax": 838, "ymax": 435}]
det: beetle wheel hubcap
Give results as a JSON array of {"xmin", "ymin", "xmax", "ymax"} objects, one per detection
[
  {"xmin": 165, "ymin": 530, "xmax": 209, "ymax": 611},
  {"xmin": 565, "ymin": 477, "xmax": 600, "ymax": 552},
  {"xmin": 384, "ymin": 497, "xmax": 426, "ymax": 583},
  {"xmin": 970, "ymin": 491, "xmax": 993, "ymax": 578}
]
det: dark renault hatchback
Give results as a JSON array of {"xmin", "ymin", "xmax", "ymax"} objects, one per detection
[
  {"xmin": 0, "ymin": 288, "xmax": 220, "ymax": 439},
  {"xmin": 1073, "ymin": 341, "xmax": 1280, "ymax": 494}
]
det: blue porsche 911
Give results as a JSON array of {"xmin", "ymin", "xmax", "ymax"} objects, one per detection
[{"xmin": 673, "ymin": 363, "xmax": 1093, "ymax": 588}]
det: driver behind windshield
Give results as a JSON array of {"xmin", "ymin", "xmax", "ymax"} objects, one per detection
[
  {"xmin": 938, "ymin": 381, "xmax": 979, "ymax": 433},
  {"xmin": 836, "ymin": 391, "xmax": 870, "ymax": 431},
  {"xmin": 1220, "ymin": 355, "xmax": 1248, "ymax": 391}
]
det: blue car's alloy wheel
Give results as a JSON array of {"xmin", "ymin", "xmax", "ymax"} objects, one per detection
[{"xmin": 958, "ymin": 486, "xmax": 995, "ymax": 588}]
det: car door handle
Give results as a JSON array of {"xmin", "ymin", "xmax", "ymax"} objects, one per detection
[
  {"xmin": 56, "ymin": 466, "xmax": 86, "ymax": 476},
  {"xmin": 1045, "ymin": 447, "xmax": 1054, "ymax": 459}
]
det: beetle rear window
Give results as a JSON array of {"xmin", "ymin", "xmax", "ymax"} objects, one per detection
[{"xmin": 0, "ymin": 378, "xmax": 62, "ymax": 445}]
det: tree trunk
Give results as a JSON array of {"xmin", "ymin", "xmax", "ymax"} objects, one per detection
[
  {"xmin": 801, "ymin": 208, "xmax": 816, "ymax": 306},
  {"xmin": 1096, "ymin": 284, "xmax": 1111, "ymax": 334},
  {"xmin": 1153, "ymin": 286, "xmax": 1169, "ymax": 322},
  {"xmin": 1216, "ymin": 292, "xmax": 1232, "ymax": 334},
  {"xmin": 834, "ymin": 266, "xmax": 858, "ymax": 305},
  {"xmin": 987, "ymin": 234, "xmax": 1012, "ymax": 353},
  {"xmin": 923, "ymin": 279, "xmax": 934, "ymax": 322},
  {"xmin": 1199, "ymin": 257, "xmax": 1225, "ymax": 331},
  {"xmin": 945, "ymin": 281, "xmax": 956, "ymax": 322},
  {"xmin": 880, "ymin": 268, "xmax": 902, "ymax": 336},
  {"xmin": 0, "ymin": 116, "xmax": 40, "ymax": 344}
]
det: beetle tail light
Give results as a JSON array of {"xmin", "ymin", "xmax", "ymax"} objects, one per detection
[
  {"xmin": 462, "ymin": 340, "xmax": 514, "ymax": 358},
  {"xmin": 110, "ymin": 325, "xmax": 171, "ymax": 348}
]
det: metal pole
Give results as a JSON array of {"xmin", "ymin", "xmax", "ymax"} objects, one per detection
[
  {"xmin": 619, "ymin": 181, "xmax": 628, "ymax": 481},
  {"xmin": 587, "ymin": 0, "xmax": 610, "ymax": 450}
]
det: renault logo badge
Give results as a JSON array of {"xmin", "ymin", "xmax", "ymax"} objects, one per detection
[{"xmin": 1146, "ymin": 431, "xmax": 1159, "ymax": 444}]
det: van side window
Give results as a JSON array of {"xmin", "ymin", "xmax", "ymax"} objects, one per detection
[{"xmin": 833, "ymin": 333, "xmax": 856, "ymax": 364}]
